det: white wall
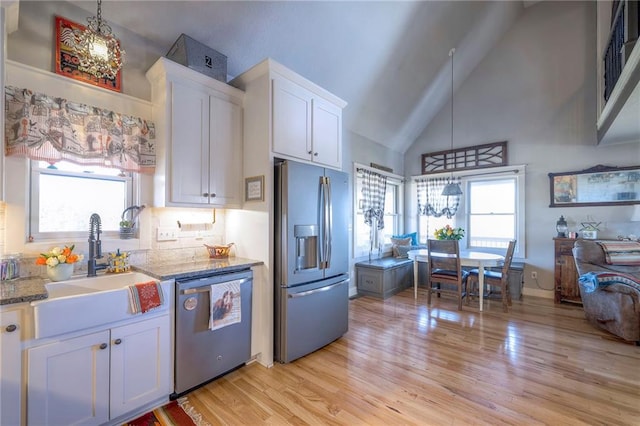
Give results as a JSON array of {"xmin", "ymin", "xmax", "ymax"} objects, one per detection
[
  {"xmin": 405, "ymin": 1, "xmax": 640, "ymax": 298},
  {"xmin": 7, "ymin": 0, "xmax": 164, "ymax": 101}
]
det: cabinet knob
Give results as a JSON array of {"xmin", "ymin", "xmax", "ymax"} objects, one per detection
[
  {"xmin": 314, "ymin": 152, "xmax": 318, "ymax": 157},
  {"xmin": 5, "ymin": 324, "xmax": 17, "ymax": 333},
  {"xmin": 308, "ymin": 150, "xmax": 313, "ymax": 155},
  {"xmin": 99, "ymin": 343, "xmax": 108, "ymax": 350},
  {"xmin": 114, "ymin": 338, "xmax": 122, "ymax": 345},
  {"xmin": 202, "ymin": 193, "xmax": 209, "ymax": 197},
  {"xmin": 210, "ymin": 193, "xmax": 216, "ymax": 198}
]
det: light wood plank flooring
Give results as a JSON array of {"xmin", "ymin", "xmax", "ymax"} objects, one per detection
[{"xmin": 186, "ymin": 289, "xmax": 640, "ymax": 425}]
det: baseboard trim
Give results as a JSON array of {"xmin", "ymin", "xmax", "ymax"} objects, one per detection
[{"xmin": 522, "ymin": 287, "xmax": 554, "ymax": 299}]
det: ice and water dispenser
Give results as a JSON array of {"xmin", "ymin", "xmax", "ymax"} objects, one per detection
[{"xmin": 294, "ymin": 225, "xmax": 318, "ymax": 271}]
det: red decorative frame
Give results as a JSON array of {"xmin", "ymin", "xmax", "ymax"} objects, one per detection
[{"xmin": 54, "ymin": 15, "xmax": 122, "ymax": 92}]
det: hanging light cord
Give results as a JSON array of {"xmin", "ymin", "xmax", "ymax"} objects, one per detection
[{"xmin": 450, "ymin": 48, "xmax": 455, "ymax": 154}]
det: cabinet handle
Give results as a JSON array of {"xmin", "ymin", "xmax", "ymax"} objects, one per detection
[
  {"xmin": 314, "ymin": 152, "xmax": 318, "ymax": 157},
  {"xmin": 5, "ymin": 324, "xmax": 17, "ymax": 333},
  {"xmin": 99, "ymin": 343, "xmax": 108, "ymax": 350},
  {"xmin": 114, "ymin": 338, "xmax": 122, "ymax": 345},
  {"xmin": 308, "ymin": 150, "xmax": 313, "ymax": 154},
  {"xmin": 202, "ymin": 193, "xmax": 209, "ymax": 197},
  {"xmin": 210, "ymin": 193, "xmax": 216, "ymax": 198}
]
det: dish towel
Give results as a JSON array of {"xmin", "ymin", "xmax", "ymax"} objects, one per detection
[
  {"xmin": 129, "ymin": 281, "xmax": 164, "ymax": 314},
  {"xmin": 209, "ymin": 280, "xmax": 242, "ymax": 331}
]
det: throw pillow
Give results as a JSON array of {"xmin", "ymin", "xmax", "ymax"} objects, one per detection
[
  {"xmin": 392, "ymin": 232, "xmax": 418, "ymax": 246},
  {"xmin": 391, "ymin": 237, "xmax": 412, "ymax": 258}
]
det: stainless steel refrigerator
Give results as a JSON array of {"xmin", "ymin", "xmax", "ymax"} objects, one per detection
[{"xmin": 274, "ymin": 159, "xmax": 350, "ymax": 363}]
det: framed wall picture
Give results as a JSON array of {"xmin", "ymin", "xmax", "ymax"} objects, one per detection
[
  {"xmin": 549, "ymin": 164, "xmax": 640, "ymax": 207},
  {"xmin": 54, "ymin": 15, "xmax": 122, "ymax": 92},
  {"xmin": 245, "ymin": 175, "xmax": 265, "ymax": 202}
]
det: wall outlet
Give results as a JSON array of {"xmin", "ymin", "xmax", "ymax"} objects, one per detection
[
  {"xmin": 531, "ymin": 271, "xmax": 538, "ymax": 279},
  {"xmin": 157, "ymin": 227, "xmax": 179, "ymax": 241}
]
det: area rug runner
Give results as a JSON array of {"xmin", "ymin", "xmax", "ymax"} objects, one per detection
[{"xmin": 124, "ymin": 396, "xmax": 210, "ymax": 426}]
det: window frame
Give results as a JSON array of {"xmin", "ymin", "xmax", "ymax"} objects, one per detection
[
  {"xmin": 353, "ymin": 163, "xmax": 405, "ymax": 259},
  {"xmin": 29, "ymin": 160, "xmax": 135, "ymax": 242}
]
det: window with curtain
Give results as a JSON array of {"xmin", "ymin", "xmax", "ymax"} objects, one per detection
[
  {"xmin": 416, "ymin": 167, "xmax": 525, "ymax": 256},
  {"xmin": 354, "ymin": 166, "xmax": 403, "ymax": 258}
]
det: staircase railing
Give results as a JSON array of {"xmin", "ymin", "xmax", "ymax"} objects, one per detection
[{"xmin": 603, "ymin": 0, "xmax": 639, "ymax": 103}]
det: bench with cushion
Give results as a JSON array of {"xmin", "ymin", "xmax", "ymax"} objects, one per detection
[{"xmin": 355, "ymin": 257, "xmax": 414, "ymax": 299}]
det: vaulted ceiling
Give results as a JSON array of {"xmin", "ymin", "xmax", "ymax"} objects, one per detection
[{"xmin": 66, "ymin": 1, "xmax": 528, "ymax": 153}]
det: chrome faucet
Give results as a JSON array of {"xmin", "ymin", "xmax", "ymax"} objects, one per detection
[{"xmin": 88, "ymin": 213, "xmax": 108, "ymax": 277}]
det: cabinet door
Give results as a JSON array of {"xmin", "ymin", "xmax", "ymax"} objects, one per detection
[
  {"xmin": 272, "ymin": 77, "xmax": 313, "ymax": 161},
  {"xmin": 0, "ymin": 309, "xmax": 22, "ymax": 426},
  {"xmin": 28, "ymin": 330, "xmax": 110, "ymax": 426},
  {"xmin": 170, "ymin": 81, "xmax": 211, "ymax": 205},
  {"xmin": 209, "ymin": 94, "xmax": 243, "ymax": 207},
  {"xmin": 312, "ymin": 98, "xmax": 342, "ymax": 168},
  {"xmin": 110, "ymin": 316, "xmax": 171, "ymax": 419}
]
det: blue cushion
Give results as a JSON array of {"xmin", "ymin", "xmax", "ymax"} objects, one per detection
[
  {"xmin": 468, "ymin": 269, "xmax": 502, "ymax": 280},
  {"xmin": 392, "ymin": 232, "xmax": 418, "ymax": 246}
]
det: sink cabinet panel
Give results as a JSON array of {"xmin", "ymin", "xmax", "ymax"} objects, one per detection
[
  {"xmin": 28, "ymin": 330, "xmax": 111, "ymax": 425},
  {"xmin": 110, "ymin": 316, "xmax": 171, "ymax": 419},
  {"xmin": 28, "ymin": 315, "xmax": 170, "ymax": 425}
]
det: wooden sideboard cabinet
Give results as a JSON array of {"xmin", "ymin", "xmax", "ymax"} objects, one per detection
[{"xmin": 553, "ymin": 237, "xmax": 582, "ymax": 304}]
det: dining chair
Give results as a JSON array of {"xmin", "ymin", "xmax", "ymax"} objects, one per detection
[
  {"xmin": 467, "ymin": 240, "xmax": 516, "ymax": 312},
  {"xmin": 426, "ymin": 239, "xmax": 469, "ymax": 310}
]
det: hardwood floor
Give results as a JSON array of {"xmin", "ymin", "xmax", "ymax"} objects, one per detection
[{"xmin": 186, "ymin": 289, "xmax": 640, "ymax": 425}]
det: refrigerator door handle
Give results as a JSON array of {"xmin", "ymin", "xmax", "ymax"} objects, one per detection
[
  {"xmin": 325, "ymin": 176, "xmax": 332, "ymax": 267},
  {"xmin": 319, "ymin": 176, "xmax": 330, "ymax": 269},
  {"xmin": 287, "ymin": 279, "xmax": 347, "ymax": 298}
]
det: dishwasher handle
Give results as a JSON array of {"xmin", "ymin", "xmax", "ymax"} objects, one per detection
[{"xmin": 180, "ymin": 277, "xmax": 251, "ymax": 295}]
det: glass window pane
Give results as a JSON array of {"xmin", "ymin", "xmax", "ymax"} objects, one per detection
[
  {"xmin": 39, "ymin": 174, "xmax": 126, "ymax": 232},
  {"xmin": 469, "ymin": 215, "xmax": 515, "ymax": 239},
  {"xmin": 470, "ymin": 179, "xmax": 515, "ymax": 214}
]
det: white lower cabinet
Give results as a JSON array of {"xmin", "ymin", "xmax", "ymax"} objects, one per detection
[
  {"xmin": 28, "ymin": 315, "xmax": 170, "ymax": 425},
  {"xmin": 1, "ymin": 307, "xmax": 23, "ymax": 426}
]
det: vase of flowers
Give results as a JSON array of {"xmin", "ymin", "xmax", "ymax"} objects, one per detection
[
  {"xmin": 36, "ymin": 245, "xmax": 84, "ymax": 282},
  {"xmin": 434, "ymin": 225, "xmax": 465, "ymax": 240}
]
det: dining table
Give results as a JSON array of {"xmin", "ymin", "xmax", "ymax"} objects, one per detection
[{"xmin": 407, "ymin": 249, "xmax": 505, "ymax": 311}]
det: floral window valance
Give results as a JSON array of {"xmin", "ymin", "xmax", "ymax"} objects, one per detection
[{"xmin": 4, "ymin": 86, "xmax": 155, "ymax": 173}]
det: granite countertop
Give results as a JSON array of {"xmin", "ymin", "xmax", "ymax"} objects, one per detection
[
  {"xmin": 0, "ymin": 257, "xmax": 263, "ymax": 306},
  {"xmin": 132, "ymin": 256, "xmax": 263, "ymax": 281},
  {"xmin": 0, "ymin": 277, "xmax": 47, "ymax": 306}
]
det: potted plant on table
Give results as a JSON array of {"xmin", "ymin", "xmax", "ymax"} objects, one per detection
[
  {"xmin": 434, "ymin": 225, "xmax": 465, "ymax": 240},
  {"xmin": 36, "ymin": 245, "xmax": 84, "ymax": 282}
]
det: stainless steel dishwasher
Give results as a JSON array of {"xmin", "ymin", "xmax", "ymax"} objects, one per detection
[{"xmin": 174, "ymin": 269, "xmax": 252, "ymax": 397}]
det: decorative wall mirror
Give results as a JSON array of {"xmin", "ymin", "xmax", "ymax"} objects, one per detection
[{"xmin": 549, "ymin": 164, "xmax": 640, "ymax": 207}]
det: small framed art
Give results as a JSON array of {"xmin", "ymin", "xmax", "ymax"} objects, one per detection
[{"xmin": 245, "ymin": 175, "xmax": 265, "ymax": 202}]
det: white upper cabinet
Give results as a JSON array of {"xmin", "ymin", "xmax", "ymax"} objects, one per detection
[
  {"xmin": 231, "ymin": 58, "xmax": 347, "ymax": 171},
  {"xmin": 311, "ymin": 97, "xmax": 342, "ymax": 168},
  {"xmin": 146, "ymin": 57, "xmax": 244, "ymax": 208},
  {"xmin": 272, "ymin": 77, "xmax": 313, "ymax": 161}
]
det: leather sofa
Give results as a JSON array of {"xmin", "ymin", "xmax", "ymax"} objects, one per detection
[{"xmin": 572, "ymin": 239, "xmax": 640, "ymax": 344}]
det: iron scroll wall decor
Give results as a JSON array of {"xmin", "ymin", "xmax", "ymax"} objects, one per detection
[{"xmin": 548, "ymin": 164, "xmax": 640, "ymax": 207}]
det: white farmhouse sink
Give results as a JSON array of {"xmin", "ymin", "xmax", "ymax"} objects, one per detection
[{"xmin": 31, "ymin": 272, "xmax": 170, "ymax": 339}]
